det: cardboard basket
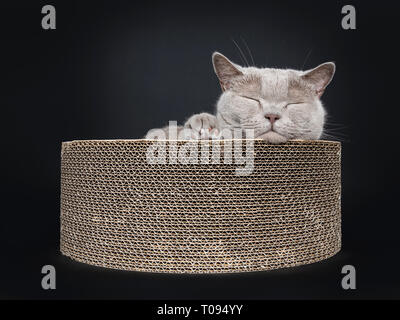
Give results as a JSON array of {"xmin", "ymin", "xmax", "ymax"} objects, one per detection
[{"xmin": 60, "ymin": 139, "xmax": 341, "ymax": 273}]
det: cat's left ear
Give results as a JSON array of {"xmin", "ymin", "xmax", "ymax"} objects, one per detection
[
  {"xmin": 212, "ymin": 52, "xmax": 243, "ymax": 91},
  {"xmin": 301, "ymin": 62, "xmax": 335, "ymax": 97}
]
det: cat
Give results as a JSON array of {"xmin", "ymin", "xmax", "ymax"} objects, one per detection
[{"xmin": 145, "ymin": 52, "xmax": 335, "ymax": 143}]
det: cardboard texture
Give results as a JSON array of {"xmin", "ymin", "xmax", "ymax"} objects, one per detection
[{"xmin": 60, "ymin": 139, "xmax": 341, "ymax": 273}]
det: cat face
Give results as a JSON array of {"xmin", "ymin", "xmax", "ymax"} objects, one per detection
[{"xmin": 212, "ymin": 52, "xmax": 335, "ymax": 143}]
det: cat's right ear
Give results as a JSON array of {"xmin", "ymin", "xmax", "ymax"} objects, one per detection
[
  {"xmin": 301, "ymin": 62, "xmax": 336, "ymax": 98},
  {"xmin": 212, "ymin": 52, "xmax": 243, "ymax": 91}
]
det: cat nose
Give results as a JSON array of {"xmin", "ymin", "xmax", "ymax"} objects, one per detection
[{"xmin": 265, "ymin": 114, "xmax": 280, "ymax": 125}]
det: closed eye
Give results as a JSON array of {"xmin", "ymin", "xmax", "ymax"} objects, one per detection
[
  {"xmin": 240, "ymin": 95, "xmax": 260, "ymax": 103},
  {"xmin": 284, "ymin": 102, "xmax": 305, "ymax": 108}
]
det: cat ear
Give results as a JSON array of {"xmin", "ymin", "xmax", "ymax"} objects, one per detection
[
  {"xmin": 212, "ymin": 52, "xmax": 243, "ymax": 91},
  {"xmin": 301, "ymin": 62, "xmax": 335, "ymax": 97}
]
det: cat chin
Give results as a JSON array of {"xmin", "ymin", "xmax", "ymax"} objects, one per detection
[{"xmin": 257, "ymin": 131, "xmax": 288, "ymax": 144}]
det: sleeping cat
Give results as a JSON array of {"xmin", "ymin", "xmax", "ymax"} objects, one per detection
[{"xmin": 145, "ymin": 52, "xmax": 335, "ymax": 143}]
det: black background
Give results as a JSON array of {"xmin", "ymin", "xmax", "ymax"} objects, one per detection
[{"xmin": 1, "ymin": 0, "xmax": 399, "ymax": 299}]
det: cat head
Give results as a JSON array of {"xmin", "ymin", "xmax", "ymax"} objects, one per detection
[{"xmin": 212, "ymin": 52, "xmax": 335, "ymax": 143}]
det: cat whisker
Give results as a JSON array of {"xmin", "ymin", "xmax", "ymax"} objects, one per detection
[
  {"xmin": 324, "ymin": 121, "xmax": 349, "ymax": 127},
  {"xmin": 320, "ymin": 132, "xmax": 350, "ymax": 143},
  {"xmin": 231, "ymin": 38, "xmax": 250, "ymax": 67},
  {"xmin": 240, "ymin": 36, "xmax": 255, "ymax": 66},
  {"xmin": 301, "ymin": 48, "xmax": 313, "ymax": 70}
]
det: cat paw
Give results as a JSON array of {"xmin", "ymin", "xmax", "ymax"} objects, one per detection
[{"xmin": 184, "ymin": 113, "xmax": 219, "ymax": 139}]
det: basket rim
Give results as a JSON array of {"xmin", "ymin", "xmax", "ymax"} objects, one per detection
[{"xmin": 61, "ymin": 139, "xmax": 341, "ymax": 146}]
